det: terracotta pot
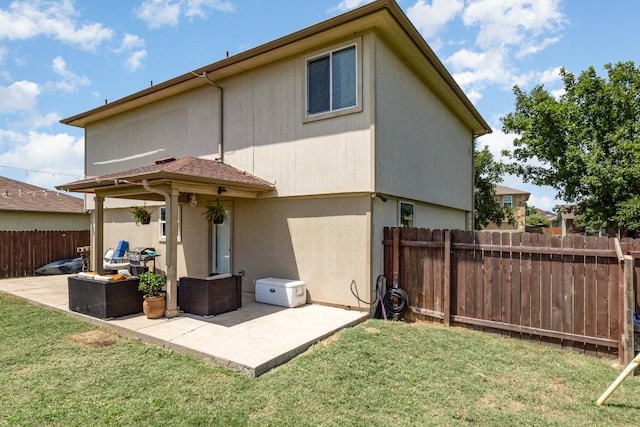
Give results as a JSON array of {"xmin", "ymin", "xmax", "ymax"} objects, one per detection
[{"xmin": 143, "ymin": 295, "xmax": 166, "ymax": 319}]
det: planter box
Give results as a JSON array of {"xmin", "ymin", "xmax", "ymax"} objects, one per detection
[
  {"xmin": 178, "ymin": 275, "xmax": 242, "ymax": 316},
  {"xmin": 68, "ymin": 276, "xmax": 143, "ymax": 319}
]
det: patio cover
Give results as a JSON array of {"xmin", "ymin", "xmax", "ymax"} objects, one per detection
[{"xmin": 56, "ymin": 157, "xmax": 274, "ymax": 318}]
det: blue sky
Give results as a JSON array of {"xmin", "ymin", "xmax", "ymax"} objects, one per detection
[{"xmin": 0, "ymin": 0, "xmax": 638, "ymax": 211}]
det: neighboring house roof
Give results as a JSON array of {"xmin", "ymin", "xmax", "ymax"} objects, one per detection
[
  {"xmin": 536, "ymin": 208, "xmax": 557, "ymax": 221},
  {"xmin": 60, "ymin": 0, "xmax": 491, "ymax": 137},
  {"xmin": 0, "ymin": 175, "xmax": 84, "ymax": 213},
  {"xmin": 558, "ymin": 205, "xmax": 577, "ymax": 220},
  {"xmin": 58, "ymin": 157, "xmax": 274, "ymax": 194},
  {"xmin": 494, "ymin": 185, "xmax": 531, "ymax": 198}
]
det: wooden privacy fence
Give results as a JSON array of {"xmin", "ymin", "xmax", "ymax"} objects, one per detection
[
  {"xmin": 0, "ymin": 230, "xmax": 90, "ymax": 278},
  {"xmin": 383, "ymin": 227, "xmax": 639, "ymax": 365}
]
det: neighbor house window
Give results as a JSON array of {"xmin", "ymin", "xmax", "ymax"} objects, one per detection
[
  {"xmin": 400, "ymin": 202, "xmax": 414, "ymax": 228},
  {"xmin": 159, "ymin": 206, "xmax": 181, "ymax": 242},
  {"xmin": 307, "ymin": 45, "xmax": 357, "ymax": 116},
  {"xmin": 502, "ymin": 195, "xmax": 513, "ymax": 208}
]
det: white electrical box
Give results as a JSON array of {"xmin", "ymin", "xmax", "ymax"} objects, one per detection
[{"xmin": 255, "ymin": 277, "xmax": 306, "ymax": 308}]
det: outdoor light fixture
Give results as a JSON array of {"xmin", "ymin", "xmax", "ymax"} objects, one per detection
[{"xmin": 189, "ymin": 193, "xmax": 198, "ymax": 208}]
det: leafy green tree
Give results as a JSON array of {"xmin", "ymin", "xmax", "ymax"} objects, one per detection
[
  {"xmin": 474, "ymin": 144, "xmax": 515, "ymax": 229},
  {"xmin": 525, "ymin": 206, "xmax": 550, "ymax": 227},
  {"xmin": 501, "ymin": 61, "xmax": 640, "ymax": 236}
]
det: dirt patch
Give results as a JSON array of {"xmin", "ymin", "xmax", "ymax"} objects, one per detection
[
  {"xmin": 68, "ymin": 330, "xmax": 122, "ymax": 349},
  {"xmin": 364, "ymin": 327, "xmax": 380, "ymax": 334}
]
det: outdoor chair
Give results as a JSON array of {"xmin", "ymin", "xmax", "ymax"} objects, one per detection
[{"xmin": 103, "ymin": 240, "xmax": 130, "ymax": 271}]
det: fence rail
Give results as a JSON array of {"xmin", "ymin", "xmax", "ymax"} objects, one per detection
[
  {"xmin": 383, "ymin": 227, "xmax": 639, "ymax": 365},
  {"xmin": 0, "ymin": 230, "xmax": 90, "ymax": 278}
]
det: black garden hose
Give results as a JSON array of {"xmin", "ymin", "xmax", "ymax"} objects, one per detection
[{"xmin": 382, "ymin": 287, "xmax": 408, "ymax": 316}]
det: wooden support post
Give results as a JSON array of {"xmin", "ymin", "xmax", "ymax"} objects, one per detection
[
  {"xmin": 596, "ymin": 352, "xmax": 640, "ymax": 406},
  {"xmin": 621, "ymin": 255, "xmax": 635, "ymax": 367},
  {"xmin": 392, "ymin": 227, "xmax": 400, "ymax": 289},
  {"xmin": 443, "ymin": 230, "xmax": 451, "ymax": 327}
]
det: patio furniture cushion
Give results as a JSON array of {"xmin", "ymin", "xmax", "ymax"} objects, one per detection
[{"xmin": 178, "ymin": 275, "xmax": 242, "ymax": 316}]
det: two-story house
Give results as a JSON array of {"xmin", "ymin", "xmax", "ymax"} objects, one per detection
[
  {"xmin": 58, "ymin": 0, "xmax": 491, "ymax": 316},
  {"xmin": 484, "ymin": 184, "xmax": 530, "ymax": 232}
]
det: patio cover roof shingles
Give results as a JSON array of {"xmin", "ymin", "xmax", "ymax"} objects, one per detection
[{"xmin": 56, "ymin": 157, "xmax": 275, "ymax": 195}]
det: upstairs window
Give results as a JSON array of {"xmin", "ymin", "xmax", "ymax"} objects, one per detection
[
  {"xmin": 307, "ymin": 45, "xmax": 357, "ymax": 116},
  {"xmin": 502, "ymin": 195, "xmax": 513, "ymax": 208}
]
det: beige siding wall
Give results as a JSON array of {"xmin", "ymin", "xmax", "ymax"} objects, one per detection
[
  {"xmin": 374, "ymin": 38, "xmax": 474, "ymax": 212},
  {"xmin": 0, "ymin": 212, "xmax": 89, "ymax": 231},
  {"xmin": 85, "ymin": 86, "xmax": 220, "ymax": 177},
  {"xmin": 233, "ymin": 195, "xmax": 372, "ymax": 308},
  {"xmin": 224, "ymin": 35, "xmax": 374, "ymax": 197}
]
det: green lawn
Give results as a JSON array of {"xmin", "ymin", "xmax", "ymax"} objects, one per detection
[{"xmin": 2, "ymin": 293, "xmax": 640, "ymax": 426}]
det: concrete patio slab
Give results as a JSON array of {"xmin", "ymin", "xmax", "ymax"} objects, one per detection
[{"xmin": 0, "ymin": 275, "xmax": 369, "ymax": 376}]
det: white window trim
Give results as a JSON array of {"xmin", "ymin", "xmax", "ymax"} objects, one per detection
[
  {"xmin": 159, "ymin": 205, "xmax": 181, "ymax": 243},
  {"xmin": 502, "ymin": 195, "xmax": 513, "ymax": 208},
  {"xmin": 303, "ymin": 37, "xmax": 363, "ymax": 123}
]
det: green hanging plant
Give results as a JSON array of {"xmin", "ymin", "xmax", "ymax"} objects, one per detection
[
  {"xmin": 131, "ymin": 205, "xmax": 151, "ymax": 225},
  {"xmin": 204, "ymin": 198, "xmax": 226, "ymax": 224}
]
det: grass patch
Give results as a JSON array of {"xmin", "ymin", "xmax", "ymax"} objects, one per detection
[{"xmin": 2, "ymin": 292, "xmax": 640, "ymax": 426}]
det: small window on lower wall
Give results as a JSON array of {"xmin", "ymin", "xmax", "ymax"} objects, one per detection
[
  {"xmin": 159, "ymin": 206, "xmax": 181, "ymax": 242},
  {"xmin": 399, "ymin": 201, "xmax": 414, "ymax": 228}
]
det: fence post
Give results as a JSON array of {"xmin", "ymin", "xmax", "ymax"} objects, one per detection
[
  {"xmin": 392, "ymin": 227, "xmax": 400, "ymax": 289},
  {"xmin": 622, "ymin": 255, "xmax": 635, "ymax": 367},
  {"xmin": 443, "ymin": 230, "xmax": 451, "ymax": 327}
]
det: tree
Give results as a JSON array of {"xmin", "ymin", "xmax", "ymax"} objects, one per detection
[
  {"xmin": 501, "ymin": 61, "xmax": 640, "ymax": 236},
  {"xmin": 525, "ymin": 206, "xmax": 550, "ymax": 227},
  {"xmin": 474, "ymin": 144, "xmax": 515, "ymax": 230}
]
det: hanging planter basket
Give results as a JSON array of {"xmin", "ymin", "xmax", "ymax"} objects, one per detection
[
  {"xmin": 131, "ymin": 205, "xmax": 152, "ymax": 226},
  {"xmin": 204, "ymin": 198, "xmax": 226, "ymax": 224}
]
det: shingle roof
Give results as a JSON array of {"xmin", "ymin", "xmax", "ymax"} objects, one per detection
[
  {"xmin": 60, "ymin": 0, "xmax": 491, "ymax": 136},
  {"xmin": 495, "ymin": 184, "xmax": 531, "ymax": 196},
  {"xmin": 58, "ymin": 157, "xmax": 274, "ymax": 193},
  {"xmin": 0, "ymin": 176, "xmax": 84, "ymax": 213}
]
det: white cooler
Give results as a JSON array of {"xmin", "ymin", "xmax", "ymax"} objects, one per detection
[{"xmin": 255, "ymin": 277, "xmax": 306, "ymax": 307}]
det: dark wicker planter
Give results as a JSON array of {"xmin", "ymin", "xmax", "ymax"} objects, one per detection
[
  {"xmin": 68, "ymin": 276, "xmax": 143, "ymax": 319},
  {"xmin": 178, "ymin": 275, "xmax": 242, "ymax": 316}
]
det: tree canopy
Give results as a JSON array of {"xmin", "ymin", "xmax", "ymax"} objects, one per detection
[
  {"xmin": 474, "ymin": 144, "xmax": 515, "ymax": 230},
  {"xmin": 501, "ymin": 61, "xmax": 640, "ymax": 235}
]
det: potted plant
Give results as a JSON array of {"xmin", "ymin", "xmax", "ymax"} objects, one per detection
[
  {"xmin": 204, "ymin": 198, "xmax": 226, "ymax": 224},
  {"xmin": 137, "ymin": 271, "xmax": 166, "ymax": 319},
  {"xmin": 131, "ymin": 205, "xmax": 151, "ymax": 225}
]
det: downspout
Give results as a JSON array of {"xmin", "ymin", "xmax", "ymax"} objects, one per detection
[
  {"xmin": 142, "ymin": 180, "xmax": 171, "ymax": 266},
  {"xmin": 192, "ymin": 71, "xmax": 224, "ymax": 162}
]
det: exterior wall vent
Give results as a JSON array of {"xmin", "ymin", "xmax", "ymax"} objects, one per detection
[{"xmin": 155, "ymin": 157, "xmax": 176, "ymax": 165}]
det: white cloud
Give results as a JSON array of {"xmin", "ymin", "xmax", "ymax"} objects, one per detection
[
  {"xmin": 407, "ymin": 0, "xmax": 464, "ymax": 40},
  {"xmin": 136, "ymin": 0, "xmax": 234, "ymax": 28},
  {"xmin": 403, "ymin": 0, "xmax": 566, "ymax": 102},
  {"xmin": 528, "ymin": 193, "xmax": 559, "ymax": 212},
  {"xmin": 462, "ymin": 0, "xmax": 565, "ymax": 50},
  {"xmin": 448, "ymin": 47, "xmax": 510, "ymax": 87},
  {"xmin": 48, "ymin": 56, "xmax": 90, "ymax": 92},
  {"xmin": 0, "ymin": 0, "xmax": 113, "ymax": 50},
  {"xmin": 331, "ymin": 0, "xmax": 373, "ymax": 13},
  {"xmin": 0, "ymin": 80, "xmax": 39, "ymax": 112},
  {"xmin": 116, "ymin": 34, "xmax": 147, "ymax": 72},
  {"xmin": 184, "ymin": 0, "xmax": 234, "ymax": 18},
  {"xmin": 136, "ymin": 0, "xmax": 182, "ymax": 28},
  {"xmin": 118, "ymin": 33, "xmax": 145, "ymax": 52},
  {"xmin": 125, "ymin": 49, "xmax": 148, "ymax": 72},
  {"xmin": 0, "ymin": 130, "xmax": 84, "ymax": 189}
]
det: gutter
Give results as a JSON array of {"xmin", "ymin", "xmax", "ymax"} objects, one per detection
[{"xmin": 194, "ymin": 71, "xmax": 225, "ymax": 162}]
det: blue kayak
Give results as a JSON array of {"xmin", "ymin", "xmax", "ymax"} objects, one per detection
[{"xmin": 35, "ymin": 257, "xmax": 83, "ymax": 275}]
